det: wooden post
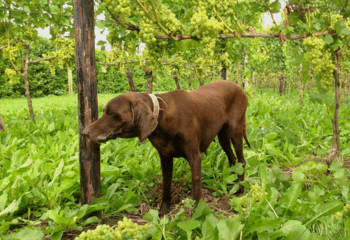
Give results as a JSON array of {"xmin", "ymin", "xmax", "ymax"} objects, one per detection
[
  {"xmin": 173, "ymin": 73, "xmax": 181, "ymax": 90},
  {"xmin": 23, "ymin": 45, "xmax": 35, "ymax": 123},
  {"xmin": 327, "ymin": 50, "xmax": 342, "ymax": 166},
  {"xmin": 67, "ymin": 66, "xmax": 73, "ymax": 95},
  {"xmin": 344, "ymin": 73, "xmax": 349, "ymax": 105},
  {"xmin": 74, "ymin": 0, "xmax": 101, "ymax": 212},
  {"xmin": 196, "ymin": 73, "xmax": 204, "ymax": 87},
  {"xmin": 298, "ymin": 64, "xmax": 304, "ymax": 103},
  {"xmin": 125, "ymin": 66, "xmax": 136, "ymax": 92},
  {"xmin": 0, "ymin": 113, "xmax": 5, "ymax": 132},
  {"xmin": 144, "ymin": 69, "xmax": 153, "ymax": 94}
]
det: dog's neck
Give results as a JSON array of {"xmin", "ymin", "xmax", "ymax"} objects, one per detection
[{"xmin": 148, "ymin": 94, "xmax": 160, "ymax": 119}]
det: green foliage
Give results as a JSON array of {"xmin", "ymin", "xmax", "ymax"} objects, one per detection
[{"xmin": 0, "ymin": 90, "xmax": 349, "ymax": 239}]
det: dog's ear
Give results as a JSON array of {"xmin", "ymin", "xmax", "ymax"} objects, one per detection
[{"xmin": 132, "ymin": 98, "xmax": 158, "ymax": 144}]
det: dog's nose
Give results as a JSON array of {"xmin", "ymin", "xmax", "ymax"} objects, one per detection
[{"xmin": 82, "ymin": 128, "xmax": 89, "ymax": 135}]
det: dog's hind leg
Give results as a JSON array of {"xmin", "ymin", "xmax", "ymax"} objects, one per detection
[
  {"xmin": 218, "ymin": 124, "xmax": 237, "ymax": 167},
  {"xmin": 230, "ymin": 123, "xmax": 246, "ymax": 194}
]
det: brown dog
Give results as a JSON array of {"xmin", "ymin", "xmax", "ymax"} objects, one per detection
[{"xmin": 82, "ymin": 80, "xmax": 250, "ymax": 216}]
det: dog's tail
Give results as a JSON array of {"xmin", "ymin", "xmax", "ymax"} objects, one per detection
[{"xmin": 243, "ymin": 118, "xmax": 251, "ymax": 148}]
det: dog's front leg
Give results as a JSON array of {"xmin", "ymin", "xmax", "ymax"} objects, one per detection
[
  {"xmin": 188, "ymin": 151, "xmax": 202, "ymax": 203},
  {"xmin": 159, "ymin": 154, "xmax": 173, "ymax": 217}
]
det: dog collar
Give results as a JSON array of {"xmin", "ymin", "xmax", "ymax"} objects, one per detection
[{"xmin": 148, "ymin": 94, "xmax": 160, "ymax": 119}]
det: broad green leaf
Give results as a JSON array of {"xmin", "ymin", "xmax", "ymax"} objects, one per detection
[
  {"xmin": 51, "ymin": 229, "xmax": 63, "ymax": 240},
  {"xmin": 80, "ymin": 216, "xmax": 101, "ymax": 226},
  {"xmin": 113, "ymin": 204, "xmax": 133, "ymax": 214},
  {"xmin": 178, "ymin": 219, "xmax": 201, "ymax": 240},
  {"xmin": 50, "ymin": 160, "xmax": 64, "ymax": 185},
  {"xmin": 142, "ymin": 209, "xmax": 159, "ymax": 223},
  {"xmin": 177, "ymin": 219, "xmax": 201, "ymax": 232},
  {"xmin": 345, "ymin": 217, "xmax": 350, "ymax": 233},
  {"xmin": 324, "ymin": 34, "xmax": 334, "ymax": 45},
  {"xmin": 49, "ymin": 5, "xmax": 60, "ymax": 14},
  {"xmin": 2, "ymin": 227, "xmax": 44, "ymax": 240},
  {"xmin": 0, "ymin": 193, "xmax": 8, "ymax": 211},
  {"xmin": 304, "ymin": 200, "xmax": 344, "ymax": 226},
  {"xmin": 270, "ymin": 0, "xmax": 281, "ymax": 13},
  {"xmin": 270, "ymin": 220, "xmax": 307, "ymax": 239},
  {"xmin": 192, "ymin": 199, "xmax": 210, "ymax": 219},
  {"xmin": 47, "ymin": 210, "xmax": 66, "ymax": 226},
  {"xmin": 217, "ymin": 218, "xmax": 243, "ymax": 240},
  {"xmin": 0, "ymin": 196, "xmax": 22, "ymax": 217},
  {"xmin": 201, "ymin": 218, "xmax": 215, "ymax": 240},
  {"xmin": 106, "ymin": 183, "xmax": 121, "ymax": 200},
  {"xmin": 278, "ymin": 182, "xmax": 302, "ymax": 210},
  {"xmin": 248, "ymin": 218, "xmax": 284, "ymax": 233}
]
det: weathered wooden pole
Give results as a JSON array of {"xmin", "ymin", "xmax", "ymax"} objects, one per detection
[
  {"xmin": 327, "ymin": 50, "xmax": 342, "ymax": 166},
  {"xmin": 125, "ymin": 66, "xmax": 136, "ymax": 92},
  {"xmin": 0, "ymin": 113, "xmax": 5, "ymax": 132},
  {"xmin": 173, "ymin": 73, "xmax": 181, "ymax": 90},
  {"xmin": 74, "ymin": 0, "xmax": 101, "ymax": 212}
]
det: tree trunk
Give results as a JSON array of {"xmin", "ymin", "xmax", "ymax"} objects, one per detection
[
  {"xmin": 196, "ymin": 74, "xmax": 204, "ymax": 87},
  {"xmin": 145, "ymin": 69, "xmax": 153, "ymax": 94},
  {"xmin": 173, "ymin": 73, "xmax": 181, "ymax": 90},
  {"xmin": 252, "ymin": 72, "xmax": 256, "ymax": 97},
  {"xmin": 189, "ymin": 82, "xmax": 192, "ymax": 91},
  {"xmin": 67, "ymin": 66, "xmax": 73, "ymax": 95},
  {"xmin": 125, "ymin": 66, "xmax": 136, "ymax": 92},
  {"xmin": 0, "ymin": 113, "xmax": 5, "ymax": 132},
  {"xmin": 344, "ymin": 73, "xmax": 349, "ymax": 105},
  {"xmin": 327, "ymin": 51, "xmax": 342, "ymax": 166},
  {"xmin": 23, "ymin": 46, "xmax": 35, "ymax": 123},
  {"xmin": 299, "ymin": 64, "xmax": 304, "ymax": 103},
  {"xmin": 279, "ymin": 76, "xmax": 284, "ymax": 96},
  {"xmin": 221, "ymin": 65, "xmax": 227, "ymax": 80},
  {"xmin": 74, "ymin": 0, "xmax": 101, "ymax": 212}
]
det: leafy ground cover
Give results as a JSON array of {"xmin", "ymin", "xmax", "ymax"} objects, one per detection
[{"xmin": 0, "ymin": 90, "xmax": 350, "ymax": 239}]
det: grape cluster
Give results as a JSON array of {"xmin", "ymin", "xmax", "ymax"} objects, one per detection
[
  {"xmin": 159, "ymin": 5, "xmax": 184, "ymax": 35},
  {"xmin": 334, "ymin": 211, "xmax": 343, "ymax": 221},
  {"xmin": 5, "ymin": 69, "xmax": 19, "ymax": 84},
  {"xmin": 44, "ymin": 38, "xmax": 75, "ymax": 75},
  {"xmin": 239, "ymin": 184, "xmax": 265, "ymax": 207},
  {"xmin": 75, "ymin": 217, "xmax": 150, "ymax": 240},
  {"xmin": 303, "ymin": 36, "xmax": 336, "ymax": 88},
  {"xmin": 169, "ymin": 53, "xmax": 187, "ymax": 77},
  {"xmin": 102, "ymin": 0, "xmax": 131, "ymax": 18},
  {"xmin": 214, "ymin": 0, "xmax": 236, "ymax": 33},
  {"xmin": 194, "ymin": 57, "xmax": 206, "ymax": 76},
  {"xmin": 220, "ymin": 52, "xmax": 231, "ymax": 68},
  {"xmin": 189, "ymin": 1, "xmax": 224, "ymax": 59},
  {"xmin": 106, "ymin": 47, "xmax": 126, "ymax": 72}
]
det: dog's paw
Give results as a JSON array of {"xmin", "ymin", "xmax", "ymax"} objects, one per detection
[{"xmin": 159, "ymin": 203, "xmax": 170, "ymax": 217}]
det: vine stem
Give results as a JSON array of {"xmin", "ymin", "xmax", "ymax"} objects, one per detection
[
  {"xmin": 9, "ymin": 59, "xmax": 24, "ymax": 77},
  {"xmin": 269, "ymin": 9, "xmax": 279, "ymax": 28},
  {"xmin": 214, "ymin": 8, "xmax": 234, "ymax": 32},
  {"xmin": 136, "ymin": 0, "xmax": 177, "ymax": 41}
]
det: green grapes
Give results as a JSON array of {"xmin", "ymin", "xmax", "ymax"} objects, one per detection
[
  {"xmin": 75, "ymin": 217, "xmax": 151, "ymax": 240},
  {"xmin": 44, "ymin": 39, "xmax": 75, "ymax": 75},
  {"xmin": 303, "ymin": 36, "xmax": 336, "ymax": 88},
  {"xmin": 239, "ymin": 184, "xmax": 265, "ymax": 207},
  {"xmin": 194, "ymin": 57, "xmax": 206, "ymax": 76},
  {"xmin": 189, "ymin": 1, "xmax": 224, "ymax": 61},
  {"xmin": 106, "ymin": 46, "xmax": 126, "ymax": 72},
  {"xmin": 102, "ymin": 0, "xmax": 131, "ymax": 18},
  {"xmin": 5, "ymin": 69, "xmax": 19, "ymax": 84},
  {"xmin": 170, "ymin": 52, "xmax": 187, "ymax": 76},
  {"xmin": 220, "ymin": 52, "xmax": 231, "ymax": 68},
  {"xmin": 334, "ymin": 211, "xmax": 343, "ymax": 221}
]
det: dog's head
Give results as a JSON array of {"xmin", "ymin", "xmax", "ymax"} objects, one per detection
[{"xmin": 82, "ymin": 93, "xmax": 158, "ymax": 144}]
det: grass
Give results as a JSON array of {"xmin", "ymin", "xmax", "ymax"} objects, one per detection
[{"xmin": 0, "ymin": 89, "xmax": 350, "ymax": 239}]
